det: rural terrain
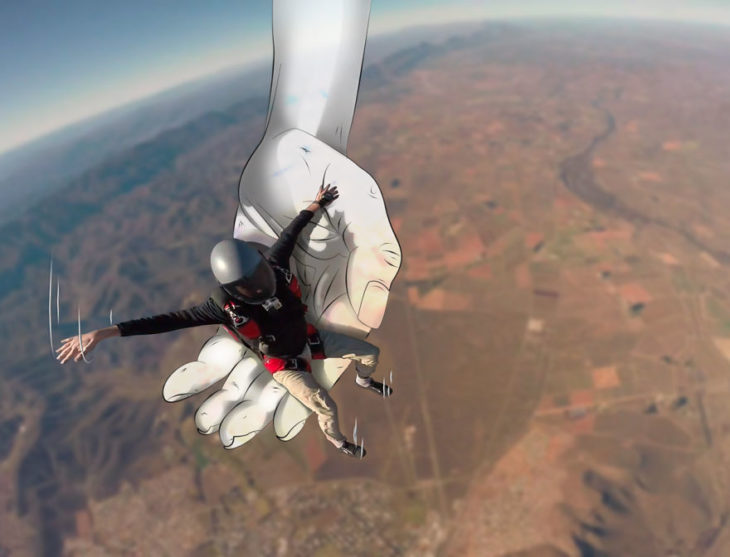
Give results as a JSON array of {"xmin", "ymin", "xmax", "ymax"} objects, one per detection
[{"xmin": 1, "ymin": 18, "xmax": 730, "ymax": 556}]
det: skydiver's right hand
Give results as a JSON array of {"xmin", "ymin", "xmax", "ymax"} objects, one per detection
[
  {"xmin": 57, "ymin": 332, "xmax": 99, "ymax": 363},
  {"xmin": 56, "ymin": 326, "xmax": 119, "ymax": 363}
]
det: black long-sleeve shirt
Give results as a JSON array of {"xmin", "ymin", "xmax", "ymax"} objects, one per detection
[{"xmin": 116, "ymin": 209, "xmax": 315, "ymax": 356}]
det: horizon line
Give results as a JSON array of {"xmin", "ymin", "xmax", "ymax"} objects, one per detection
[{"xmin": 2, "ymin": 13, "xmax": 728, "ymax": 158}]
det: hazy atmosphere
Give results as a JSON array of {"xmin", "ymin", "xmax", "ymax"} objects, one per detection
[{"xmin": 2, "ymin": 0, "xmax": 730, "ymax": 154}]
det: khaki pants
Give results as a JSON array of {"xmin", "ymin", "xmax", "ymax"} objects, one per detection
[
  {"xmin": 272, "ymin": 367, "xmax": 346, "ymax": 446},
  {"xmin": 317, "ymin": 328, "xmax": 380, "ymax": 379},
  {"xmin": 271, "ymin": 329, "xmax": 380, "ymax": 446}
]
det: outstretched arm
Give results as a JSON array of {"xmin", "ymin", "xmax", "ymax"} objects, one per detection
[
  {"xmin": 115, "ymin": 298, "xmax": 225, "ymax": 336},
  {"xmin": 56, "ymin": 299, "xmax": 227, "ymax": 364}
]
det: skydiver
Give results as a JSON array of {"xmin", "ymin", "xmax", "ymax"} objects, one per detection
[{"xmin": 56, "ymin": 184, "xmax": 392, "ymax": 458}]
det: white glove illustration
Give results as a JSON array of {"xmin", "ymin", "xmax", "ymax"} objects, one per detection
[{"xmin": 162, "ymin": 0, "xmax": 401, "ymax": 449}]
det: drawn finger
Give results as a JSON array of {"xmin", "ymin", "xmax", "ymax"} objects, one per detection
[
  {"xmin": 219, "ymin": 373, "xmax": 288, "ymax": 449},
  {"xmin": 194, "ymin": 356, "xmax": 267, "ymax": 434},
  {"xmin": 218, "ymin": 401, "xmax": 267, "ymax": 449},
  {"xmin": 163, "ymin": 361, "xmax": 226, "ymax": 403},
  {"xmin": 197, "ymin": 328, "xmax": 247, "ymax": 370},
  {"xmin": 311, "ymin": 358, "xmax": 350, "ymax": 391},
  {"xmin": 273, "ymin": 394, "xmax": 309, "ymax": 441},
  {"xmin": 162, "ymin": 330, "xmax": 245, "ymax": 402}
]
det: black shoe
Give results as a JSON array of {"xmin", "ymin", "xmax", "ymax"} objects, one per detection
[
  {"xmin": 338, "ymin": 440, "xmax": 367, "ymax": 458},
  {"xmin": 357, "ymin": 378, "xmax": 393, "ymax": 398}
]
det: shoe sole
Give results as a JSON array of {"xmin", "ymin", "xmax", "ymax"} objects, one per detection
[
  {"xmin": 357, "ymin": 382, "xmax": 393, "ymax": 398},
  {"xmin": 339, "ymin": 449, "xmax": 367, "ymax": 458}
]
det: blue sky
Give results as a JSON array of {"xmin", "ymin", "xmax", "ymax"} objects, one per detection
[{"xmin": 2, "ymin": 0, "xmax": 730, "ymax": 154}]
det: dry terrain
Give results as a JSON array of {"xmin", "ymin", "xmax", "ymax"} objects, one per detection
[{"xmin": 1, "ymin": 18, "xmax": 730, "ymax": 557}]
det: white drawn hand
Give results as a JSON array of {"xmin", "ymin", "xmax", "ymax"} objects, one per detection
[{"xmin": 162, "ymin": 0, "xmax": 401, "ymax": 449}]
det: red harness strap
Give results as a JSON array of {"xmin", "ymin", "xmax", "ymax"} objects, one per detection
[
  {"xmin": 288, "ymin": 272, "xmax": 302, "ymax": 298},
  {"xmin": 262, "ymin": 355, "xmax": 311, "ymax": 373},
  {"xmin": 261, "ymin": 325, "xmax": 325, "ymax": 374}
]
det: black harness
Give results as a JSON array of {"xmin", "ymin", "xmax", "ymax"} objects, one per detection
[{"xmin": 210, "ymin": 264, "xmax": 317, "ymax": 373}]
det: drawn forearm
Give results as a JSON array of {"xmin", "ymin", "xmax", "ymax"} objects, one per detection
[{"xmin": 265, "ymin": 0, "xmax": 371, "ymax": 152}]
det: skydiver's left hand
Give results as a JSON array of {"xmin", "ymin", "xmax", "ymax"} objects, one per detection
[{"xmin": 313, "ymin": 183, "xmax": 339, "ymax": 208}]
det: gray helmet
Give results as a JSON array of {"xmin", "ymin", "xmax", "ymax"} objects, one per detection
[
  {"xmin": 210, "ymin": 239, "xmax": 262, "ymax": 284},
  {"xmin": 210, "ymin": 239, "xmax": 276, "ymax": 303}
]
